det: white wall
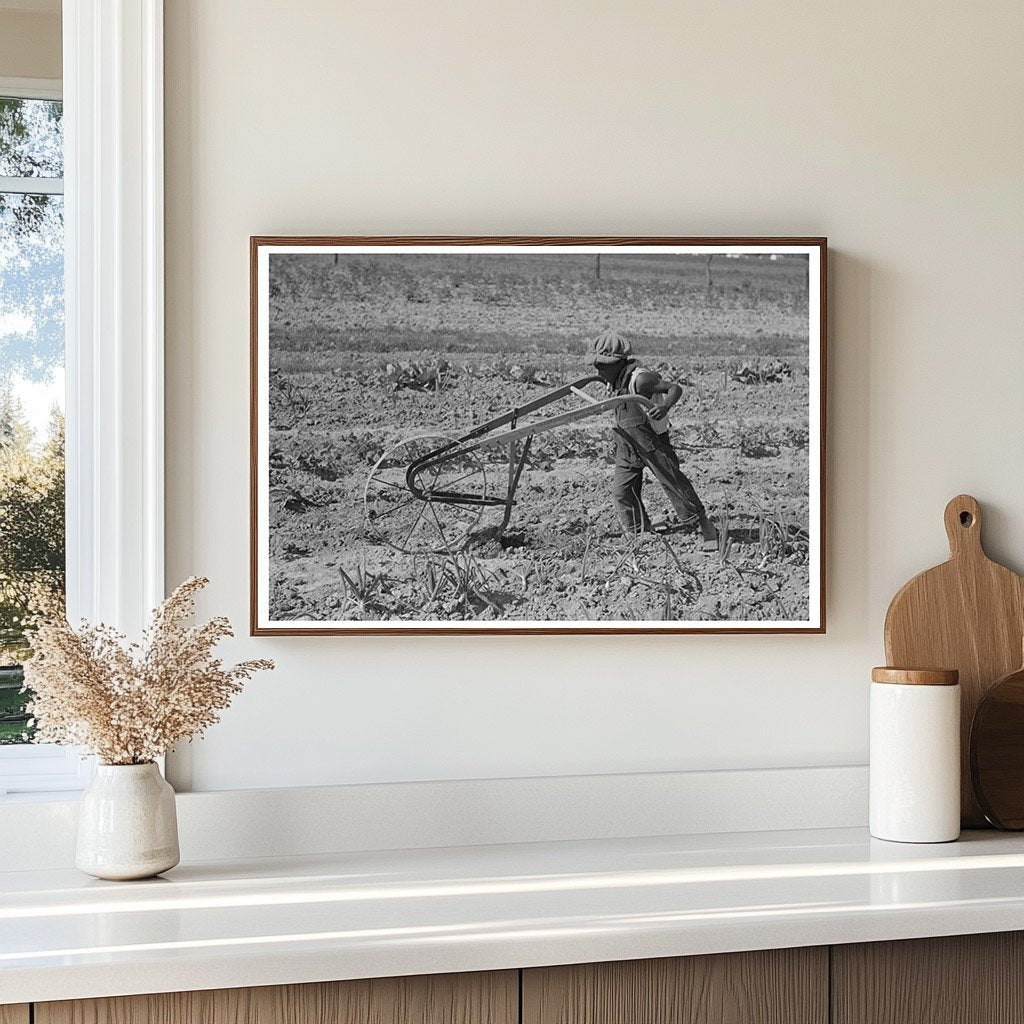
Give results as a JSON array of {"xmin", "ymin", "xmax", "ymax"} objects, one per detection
[{"xmin": 164, "ymin": 0, "xmax": 1024, "ymax": 791}]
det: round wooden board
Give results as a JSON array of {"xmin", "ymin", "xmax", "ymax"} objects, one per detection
[
  {"xmin": 884, "ymin": 495, "xmax": 1024, "ymax": 827},
  {"xmin": 971, "ymin": 663, "xmax": 1024, "ymax": 829}
]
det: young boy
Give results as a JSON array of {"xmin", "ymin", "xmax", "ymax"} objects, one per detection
[{"xmin": 585, "ymin": 329, "xmax": 718, "ymax": 544}]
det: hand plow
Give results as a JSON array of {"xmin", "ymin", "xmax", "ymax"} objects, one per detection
[{"xmin": 363, "ymin": 375, "xmax": 654, "ymax": 553}]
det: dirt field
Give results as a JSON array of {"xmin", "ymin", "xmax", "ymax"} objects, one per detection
[{"xmin": 265, "ymin": 252, "xmax": 814, "ymax": 624}]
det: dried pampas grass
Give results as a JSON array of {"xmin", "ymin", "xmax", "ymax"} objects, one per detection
[{"xmin": 23, "ymin": 577, "xmax": 273, "ymax": 765}]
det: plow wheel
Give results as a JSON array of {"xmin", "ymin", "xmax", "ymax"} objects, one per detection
[{"xmin": 364, "ymin": 434, "xmax": 489, "ymax": 554}]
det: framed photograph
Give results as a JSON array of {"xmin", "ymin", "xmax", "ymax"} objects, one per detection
[{"xmin": 250, "ymin": 237, "xmax": 826, "ymax": 635}]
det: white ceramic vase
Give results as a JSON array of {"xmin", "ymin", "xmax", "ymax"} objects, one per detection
[{"xmin": 76, "ymin": 762, "xmax": 180, "ymax": 880}]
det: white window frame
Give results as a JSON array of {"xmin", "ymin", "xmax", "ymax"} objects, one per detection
[
  {"xmin": 0, "ymin": 77, "xmax": 61, "ymax": 102},
  {"xmin": 0, "ymin": 75, "xmax": 83, "ymax": 795},
  {"xmin": 0, "ymin": 76, "xmax": 64, "ymax": 191},
  {"xmin": 0, "ymin": 0, "xmax": 165, "ymax": 797}
]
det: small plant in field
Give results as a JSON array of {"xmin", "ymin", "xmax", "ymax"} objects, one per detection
[
  {"xmin": 660, "ymin": 584, "xmax": 674, "ymax": 620},
  {"xmin": 295, "ymin": 450, "xmax": 341, "ymax": 482},
  {"xmin": 336, "ymin": 432, "xmax": 386, "ymax": 466},
  {"xmin": 758, "ymin": 513, "xmax": 788, "ymax": 562},
  {"xmin": 338, "ymin": 560, "xmax": 391, "ymax": 617},
  {"xmin": 295, "ymin": 435, "xmax": 381, "ymax": 480},
  {"xmin": 650, "ymin": 361, "xmax": 694, "ymax": 388},
  {"xmin": 607, "ymin": 534, "xmax": 701, "ymax": 614},
  {"xmin": 268, "ymin": 369, "xmax": 309, "ymax": 428},
  {"xmin": 716, "ymin": 514, "xmax": 734, "ymax": 564},
  {"xmin": 678, "ymin": 422, "xmax": 723, "ymax": 449},
  {"xmin": 507, "ymin": 363, "xmax": 545, "ymax": 385},
  {"xmin": 384, "ymin": 358, "xmax": 456, "ymax": 391},
  {"xmin": 418, "ymin": 551, "xmax": 506, "ymax": 619},
  {"xmin": 580, "ymin": 522, "xmax": 594, "ymax": 580},
  {"xmin": 779, "ymin": 424, "xmax": 810, "ymax": 447},
  {"xmin": 270, "ymin": 484, "xmax": 326, "ymax": 514},
  {"xmin": 728, "ymin": 359, "xmax": 792, "ymax": 385},
  {"xmin": 757, "ymin": 511, "xmax": 811, "ymax": 566},
  {"xmin": 738, "ymin": 426, "xmax": 781, "ymax": 459}
]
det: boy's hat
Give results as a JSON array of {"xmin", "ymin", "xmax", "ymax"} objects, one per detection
[{"xmin": 585, "ymin": 329, "xmax": 632, "ymax": 365}]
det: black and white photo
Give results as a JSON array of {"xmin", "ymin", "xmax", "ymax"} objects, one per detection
[{"xmin": 251, "ymin": 238, "xmax": 825, "ymax": 634}]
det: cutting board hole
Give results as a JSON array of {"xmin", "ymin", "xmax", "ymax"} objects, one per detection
[{"xmin": 960, "ymin": 511, "xmax": 974, "ymax": 527}]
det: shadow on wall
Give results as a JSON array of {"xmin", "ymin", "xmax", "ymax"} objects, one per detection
[{"xmin": 826, "ymin": 249, "xmax": 873, "ymax": 637}]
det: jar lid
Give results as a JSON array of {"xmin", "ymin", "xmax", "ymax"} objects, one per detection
[{"xmin": 871, "ymin": 667, "xmax": 959, "ymax": 686}]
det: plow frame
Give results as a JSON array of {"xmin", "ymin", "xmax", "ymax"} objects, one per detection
[{"xmin": 374, "ymin": 375, "xmax": 654, "ymax": 544}]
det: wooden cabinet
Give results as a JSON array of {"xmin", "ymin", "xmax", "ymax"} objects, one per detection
[
  {"xmin": 522, "ymin": 948, "xmax": 828, "ymax": 1024},
  {"xmin": 832, "ymin": 932, "xmax": 1024, "ymax": 1024},
  {"xmin": 34, "ymin": 971, "xmax": 517, "ymax": 1024},
  {"xmin": 14, "ymin": 933, "xmax": 1024, "ymax": 1024}
]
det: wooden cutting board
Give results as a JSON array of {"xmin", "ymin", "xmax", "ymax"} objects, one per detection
[{"xmin": 884, "ymin": 494, "xmax": 1024, "ymax": 826}]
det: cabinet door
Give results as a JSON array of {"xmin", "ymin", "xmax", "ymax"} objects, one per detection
[
  {"xmin": 523, "ymin": 948, "xmax": 828, "ymax": 1024},
  {"xmin": 832, "ymin": 932, "xmax": 1024, "ymax": 1024},
  {"xmin": 36, "ymin": 971, "xmax": 517, "ymax": 1024},
  {"xmin": 0, "ymin": 1007, "xmax": 29, "ymax": 1024}
]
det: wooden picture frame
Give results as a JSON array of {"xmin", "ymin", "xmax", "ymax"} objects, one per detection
[{"xmin": 251, "ymin": 236, "xmax": 826, "ymax": 635}]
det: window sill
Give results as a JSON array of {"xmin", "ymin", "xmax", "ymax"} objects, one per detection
[
  {"xmin": 0, "ymin": 765, "xmax": 868, "ymax": 869},
  {"xmin": 0, "ymin": 789, "xmax": 86, "ymax": 804},
  {"xmin": 0, "ymin": 745, "xmax": 94, "ymax": 799}
]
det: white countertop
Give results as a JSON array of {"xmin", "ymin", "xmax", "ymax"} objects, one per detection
[{"xmin": 4, "ymin": 826, "xmax": 1024, "ymax": 1004}]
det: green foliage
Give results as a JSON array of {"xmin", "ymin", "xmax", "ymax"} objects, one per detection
[
  {"xmin": 0, "ymin": 398, "xmax": 64, "ymax": 580},
  {"xmin": 0, "ymin": 664, "xmax": 29, "ymax": 743},
  {"xmin": 0, "ymin": 393, "xmax": 65, "ymax": 742},
  {"xmin": 0, "ymin": 97, "xmax": 65, "ymax": 740}
]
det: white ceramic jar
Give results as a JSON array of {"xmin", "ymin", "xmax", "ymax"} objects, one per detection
[
  {"xmin": 76, "ymin": 762, "xmax": 180, "ymax": 880},
  {"xmin": 870, "ymin": 667, "xmax": 961, "ymax": 843}
]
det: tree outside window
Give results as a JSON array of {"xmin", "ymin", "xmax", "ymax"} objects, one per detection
[{"xmin": 0, "ymin": 94, "xmax": 65, "ymax": 744}]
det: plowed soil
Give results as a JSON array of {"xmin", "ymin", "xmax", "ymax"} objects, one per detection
[{"xmin": 265, "ymin": 252, "xmax": 814, "ymax": 625}]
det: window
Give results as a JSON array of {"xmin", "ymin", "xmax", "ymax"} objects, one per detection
[
  {"xmin": 0, "ymin": 79, "xmax": 81, "ymax": 795},
  {"xmin": 0, "ymin": 5, "xmax": 167, "ymax": 798}
]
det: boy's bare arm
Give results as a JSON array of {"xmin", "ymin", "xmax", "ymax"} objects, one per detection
[{"xmin": 633, "ymin": 370, "xmax": 683, "ymax": 420}]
